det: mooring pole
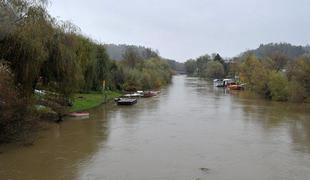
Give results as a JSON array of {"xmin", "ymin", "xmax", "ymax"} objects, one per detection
[{"xmin": 102, "ymin": 80, "xmax": 106, "ymax": 103}]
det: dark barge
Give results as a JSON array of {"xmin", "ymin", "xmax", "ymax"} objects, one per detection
[{"xmin": 115, "ymin": 98, "xmax": 138, "ymax": 105}]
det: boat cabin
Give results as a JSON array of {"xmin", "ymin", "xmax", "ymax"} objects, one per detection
[
  {"xmin": 213, "ymin": 79, "xmax": 224, "ymax": 87},
  {"xmin": 214, "ymin": 78, "xmax": 235, "ymax": 87},
  {"xmin": 223, "ymin": 79, "xmax": 235, "ymax": 87}
]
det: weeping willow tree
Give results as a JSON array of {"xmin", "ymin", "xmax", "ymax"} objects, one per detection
[
  {"xmin": 0, "ymin": 0, "xmax": 114, "ymax": 97},
  {"xmin": 40, "ymin": 30, "xmax": 81, "ymax": 97},
  {"xmin": 0, "ymin": 0, "xmax": 53, "ymax": 96}
]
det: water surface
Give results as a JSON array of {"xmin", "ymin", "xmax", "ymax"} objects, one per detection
[{"xmin": 1, "ymin": 76, "xmax": 310, "ymax": 180}]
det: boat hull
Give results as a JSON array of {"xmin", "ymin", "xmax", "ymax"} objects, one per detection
[
  {"xmin": 228, "ymin": 85, "xmax": 244, "ymax": 90},
  {"xmin": 68, "ymin": 112, "xmax": 90, "ymax": 117},
  {"xmin": 116, "ymin": 98, "xmax": 137, "ymax": 105},
  {"xmin": 143, "ymin": 91, "xmax": 159, "ymax": 98}
]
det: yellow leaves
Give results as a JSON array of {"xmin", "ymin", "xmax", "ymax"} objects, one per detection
[
  {"xmin": 288, "ymin": 56, "xmax": 310, "ymax": 99},
  {"xmin": 239, "ymin": 55, "xmax": 268, "ymax": 93},
  {"xmin": 237, "ymin": 54, "xmax": 310, "ymax": 102}
]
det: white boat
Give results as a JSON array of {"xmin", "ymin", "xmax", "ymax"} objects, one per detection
[
  {"xmin": 223, "ymin": 79, "xmax": 235, "ymax": 87},
  {"xmin": 115, "ymin": 98, "xmax": 138, "ymax": 105},
  {"xmin": 213, "ymin": 79, "xmax": 224, "ymax": 87},
  {"xmin": 124, "ymin": 93, "xmax": 143, "ymax": 98}
]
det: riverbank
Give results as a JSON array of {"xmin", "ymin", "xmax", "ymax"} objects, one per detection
[{"xmin": 69, "ymin": 91, "xmax": 121, "ymax": 112}]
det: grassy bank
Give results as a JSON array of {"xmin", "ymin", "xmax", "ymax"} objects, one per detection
[{"xmin": 70, "ymin": 91, "xmax": 121, "ymax": 112}]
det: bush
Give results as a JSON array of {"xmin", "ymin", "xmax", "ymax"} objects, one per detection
[
  {"xmin": 288, "ymin": 80, "xmax": 306, "ymax": 102},
  {"xmin": 288, "ymin": 56, "xmax": 310, "ymax": 99},
  {"xmin": 239, "ymin": 55, "xmax": 269, "ymax": 96},
  {"xmin": 0, "ymin": 63, "xmax": 37, "ymax": 143},
  {"xmin": 268, "ymin": 71, "xmax": 289, "ymax": 101}
]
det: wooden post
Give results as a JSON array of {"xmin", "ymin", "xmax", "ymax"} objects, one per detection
[{"xmin": 102, "ymin": 80, "xmax": 107, "ymax": 103}]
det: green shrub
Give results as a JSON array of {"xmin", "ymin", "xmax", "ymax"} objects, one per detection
[{"xmin": 268, "ymin": 71, "xmax": 289, "ymax": 101}]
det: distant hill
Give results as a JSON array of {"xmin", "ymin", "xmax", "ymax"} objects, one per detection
[
  {"xmin": 242, "ymin": 43, "xmax": 310, "ymax": 60},
  {"xmin": 104, "ymin": 44, "xmax": 158, "ymax": 61},
  {"xmin": 166, "ymin": 59, "xmax": 185, "ymax": 74},
  {"xmin": 104, "ymin": 44, "xmax": 185, "ymax": 73}
]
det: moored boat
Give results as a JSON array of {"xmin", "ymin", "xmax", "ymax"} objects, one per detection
[
  {"xmin": 213, "ymin": 79, "xmax": 224, "ymax": 87},
  {"xmin": 68, "ymin": 112, "xmax": 90, "ymax": 117},
  {"xmin": 123, "ymin": 93, "xmax": 143, "ymax": 98},
  {"xmin": 143, "ymin": 91, "xmax": 159, "ymax": 98},
  {"xmin": 228, "ymin": 84, "xmax": 245, "ymax": 90},
  {"xmin": 223, "ymin": 79, "xmax": 235, "ymax": 87},
  {"xmin": 116, "ymin": 98, "xmax": 138, "ymax": 105}
]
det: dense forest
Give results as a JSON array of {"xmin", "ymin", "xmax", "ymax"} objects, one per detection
[
  {"xmin": 0, "ymin": 0, "xmax": 172, "ymax": 142},
  {"xmin": 185, "ymin": 43, "xmax": 310, "ymax": 103}
]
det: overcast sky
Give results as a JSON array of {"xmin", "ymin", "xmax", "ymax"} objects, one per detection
[{"xmin": 48, "ymin": 0, "xmax": 310, "ymax": 62}]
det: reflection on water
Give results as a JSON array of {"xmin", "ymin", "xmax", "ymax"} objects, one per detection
[
  {"xmin": 0, "ymin": 106, "xmax": 112, "ymax": 180},
  {"xmin": 233, "ymin": 93, "xmax": 310, "ymax": 154},
  {"xmin": 1, "ymin": 76, "xmax": 310, "ymax": 180}
]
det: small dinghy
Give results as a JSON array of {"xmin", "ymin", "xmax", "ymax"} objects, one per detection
[
  {"xmin": 228, "ymin": 84, "xmax": 245, "ymax": 90},
  {"xmin": 143, "ymin": 91, "xmax": 159, "ymax": 98},
  {"xmin": 115, "ymin": 98, "xmax": 137, "ymax": 105},
  {"xmin": 68, "ymin": 112, "xmax": 90, "ymax": 117},
  {"xmin": 123, "ymin": 93, "xmax": 143, "ymax": 98}
]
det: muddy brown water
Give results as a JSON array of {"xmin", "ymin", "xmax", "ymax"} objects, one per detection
[{"xmin": 1, "ymin": 75, "xmax": 310, "ymax": 180}]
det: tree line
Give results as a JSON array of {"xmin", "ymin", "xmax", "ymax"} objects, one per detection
[
  {"xmin": 105, "ymin": 44, "xmax": 159, "ymax": 61},
  {"xmin": 184, "ymin": 53, "xmax": 228, "ymax": 79},
  {"xmin": 184, "ymin": 44, "xmax": 310, "ymax": 103},
  {"xmin": 233, "ymin": 53, "xmax": 310, "ymax": 102},
  {"xmin": 0, "ymin": 0, "xmax": 172, "ymax": 142}
]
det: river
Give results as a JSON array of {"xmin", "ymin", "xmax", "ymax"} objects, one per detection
[{"xmin": 1, "ymin": 75, "xmax": 310, "ymax": 180}]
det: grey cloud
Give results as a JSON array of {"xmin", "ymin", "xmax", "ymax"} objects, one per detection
[{"xmin": 49, "ymin": 0, "xmax": 310, "ymax": 61}]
